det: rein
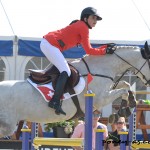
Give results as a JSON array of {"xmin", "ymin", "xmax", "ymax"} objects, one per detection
[
  {"xmin": 81, "ymin": 58, "xmax": 114, "ymax": 81},
  {"xmin": 114, "ymin": 51, "xmax": 150, "ymax": 86},
  {"xmin": 111, "ymin": 69, "xmax": 130, "ymax": 89},
  {"xmin": 80, "ymin": 46, "xmax": 150, "ymax": 87}
]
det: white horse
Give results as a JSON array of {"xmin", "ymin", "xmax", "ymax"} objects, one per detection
[{"xmin": 0, "ymin": 42, "xmax": 150, "ymax": 137}]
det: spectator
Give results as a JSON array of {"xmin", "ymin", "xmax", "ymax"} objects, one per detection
[
  {"xmin": 107, "ymin": 117, "xmax": 129, "ymax": 150},
  {"xmin": 71, "ymin": 109, "xmax": 108, "ymax": 150}
]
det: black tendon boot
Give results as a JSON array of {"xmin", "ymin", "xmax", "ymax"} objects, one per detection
[{"xmin": 48, "ymin": 71, "xmax": 68, "ymax": 115}]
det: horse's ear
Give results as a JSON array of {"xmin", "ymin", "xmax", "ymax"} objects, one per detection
[{"xmin": 144, "ymin": 41, "xmax": 150, "ymax": 55}]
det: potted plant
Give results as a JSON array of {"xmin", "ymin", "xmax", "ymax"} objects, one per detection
[{"xmin": 44, "ymin": 120, "xmax": 75, "ymax": 138}]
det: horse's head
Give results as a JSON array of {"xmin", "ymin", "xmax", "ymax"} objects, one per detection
[{"xmin": 136, "ymin": 41, "xmax": 150, "ymax": 86}]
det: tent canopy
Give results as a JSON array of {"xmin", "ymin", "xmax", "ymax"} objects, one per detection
[{"xmin": 0, "ymin": 37, "xmax": 13, "ymax": 56}]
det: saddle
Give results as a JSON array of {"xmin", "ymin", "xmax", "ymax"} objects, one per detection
[
  {"xmin": 28, "ymin": 64, "xmax": 80, "ymax": 93},
  {"xmin": 29, "ymin": 64, "xmax": 84, "ymax": 120}
]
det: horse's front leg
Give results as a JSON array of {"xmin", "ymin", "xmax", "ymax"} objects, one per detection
[
  {"xmin": 109, "ymin": 81, "xmax": 137, "ymax": 123},
  {"xmin": 104, "ymin": 88, "xmax": 129, "ymax": 105},
  {"xmin": 113, "ymin": 80, "xmax": 136, "ymax": 107},
  {"xmin": 113, "ymin": 80, "xmax": 131, "ymax": 90},
  {"xmin": 106, "ymin": 88, "xmax": 130, "ymax": 124}
]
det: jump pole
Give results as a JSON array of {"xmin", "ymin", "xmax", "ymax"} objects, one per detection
[
  {"xmin": 84, "ymin": 90, "xmax": 95, "ymax": 150},
  {"xmin": 31, "ymin": 122, "xmax": 39, "ymax": 150},
  {"xmin": 33, "ymin": 137, "xmax": 83, "ymax": 148},
  {"xmin": 119, "ymin": 130, "xmax": 128, "ymax": 150},
  {"xmin": 95, "ymin": 126, "xmax": 105, "ymax": 150},
  {"xmin": 134, "ymin": 91, "xmax": 150, "ymax": 95},
  {"xmin": 21, "ymin": 126, "xmax": 31, "ymax": 150},
  {"xmin": 128, "ymin": 107, "xmax": 136, "ymax": 150},
  {"xmin": 33, "ymin": 90, "xmax": 94, "ymax": 149}
]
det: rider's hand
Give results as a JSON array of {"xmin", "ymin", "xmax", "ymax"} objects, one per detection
[{"xmin": 106, "ymin": 46, "xmax": 116, "ymax": 54}]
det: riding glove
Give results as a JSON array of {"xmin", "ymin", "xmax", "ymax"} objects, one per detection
[{"xmin": 106, "ymin": 46, "xmax": 116, "ymax": 54}]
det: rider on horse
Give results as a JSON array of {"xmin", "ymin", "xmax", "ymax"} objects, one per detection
[{"xmin": 40, "ymin": 7, "xmax": 116, "ymax": 115}]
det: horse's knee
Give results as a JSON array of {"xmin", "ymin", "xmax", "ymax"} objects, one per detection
[{"xmin": 116, "ymin": 81, "xmax": 131, "ymax": 90}]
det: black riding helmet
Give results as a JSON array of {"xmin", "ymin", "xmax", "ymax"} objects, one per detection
[{"xmin": 80, "ymin": 7, "xmax": 102, "ymax": 21}]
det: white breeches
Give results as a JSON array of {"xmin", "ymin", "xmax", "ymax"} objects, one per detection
[{"xmin": 40, "ymin": 38, "xmax": 71, "ymax": 76}]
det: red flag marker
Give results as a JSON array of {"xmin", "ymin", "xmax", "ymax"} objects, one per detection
[{"xmin": 87, "ymin": 73, "xmax": 93, "ymax": 90}]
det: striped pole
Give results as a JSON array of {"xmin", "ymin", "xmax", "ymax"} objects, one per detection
[
  {"xmin": 128, "ymin": 108, "xmax": 136, "ymax": 150},
  {"xmin": 84, "ymin": 90, "xmax": 95, "ymax": 150},
  {"xmin": 31, "ymin": 122, "xmax": 39, "ymax": 150},
  {"xmin": 95, "ymin": 126, "xmax": 105, "ymax": 150},
  {"xmin": 119, "ymin": 130, "xmax": 128, "ymax": 150},
  {"xmin": 21, "ymin": 126, "xmax": 31, "ymax": 150}
]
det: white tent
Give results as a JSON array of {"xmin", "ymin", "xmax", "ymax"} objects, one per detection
[{"xmin": 0, "ymin": 0, "xmax": 150, "ymax": 40}]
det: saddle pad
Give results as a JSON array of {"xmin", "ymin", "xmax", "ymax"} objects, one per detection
[{"xmin": 27, "ymin": 77, "xmax": 85, "ymax": 102}]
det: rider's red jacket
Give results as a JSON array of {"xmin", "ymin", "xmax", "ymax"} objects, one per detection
[{"xmin": 43, "ymin": 21, "xmax": 107, "ymax": 55}]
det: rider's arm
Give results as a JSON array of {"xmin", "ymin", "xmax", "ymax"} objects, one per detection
[{"xmin": 80, "ymin": 25, "xmax": 107, "ymax": 55}]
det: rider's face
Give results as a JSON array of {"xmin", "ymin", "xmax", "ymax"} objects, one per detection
[{"xmin": 87, "ymin": 15, "xmax": 98, "ymax": 28}]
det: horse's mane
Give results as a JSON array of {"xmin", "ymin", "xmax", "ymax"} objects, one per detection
[
  {"xmin": 70, "ymin": 46, "xmax": 140, "ymax": 63},
  {"xmin": 116, "ymin": 45, "xmax": 139, "ymax": 50}
]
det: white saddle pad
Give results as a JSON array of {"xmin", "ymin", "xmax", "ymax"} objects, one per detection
[{"xmin": 27, "ymin": 77, "xmax": 85, "ymax": 102}]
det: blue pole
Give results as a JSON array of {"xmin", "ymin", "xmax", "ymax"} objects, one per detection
[
  {"xmin": 95, "ymin": 125, "xmax": 104, "ymax": 150},
  {"xmin": 119, "ymin": 129, "xmax": 128, "ymax": 150},
  {"xmin": 128, "ymin": 108, "xmax": 136, "ymax": 150},
  {"xmin": 84, "ymin": 91, "xmax": 95, "ymax": 150},
  {"xmin": 21, "ymin": 127, "xmax": 31, "ymax": 150},
  {"xmin": 31, "ymin": 122, "xmax": 38, "ymax": 150}
]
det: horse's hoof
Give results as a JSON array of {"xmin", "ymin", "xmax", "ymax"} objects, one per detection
[
  {"xmin": 125, "ymin": 107, "xmax": 131, "ymax": 117},
  {"xmin": 118, "ymin": 108, "xmax": 126, "ymax": 117},
  {"xmin": 108, "ymin": 113, "xmax": 119, "ymax": 124},
  {"xmin": 120, "ymin": 99, "xmax": 128, "ymax": 108},
  {"xmin": 128, "ymin": 91, "xmax": 137, "ymax": 108},
  {"xmin": 114, "ymin": 113, "xmax": 119, "ymax": 123},
  {"xmin": 108, "ymin": 114, "xmax": 115, "ymax": 124}
]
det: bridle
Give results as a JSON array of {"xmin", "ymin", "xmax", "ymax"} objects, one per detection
[
  {"xmin": 81, "ymin": 44, "xmax": 150, "ymax": 87},
  {"xmin": 114, "ymin": 49, "xmax": 150, "ymax": 86}
]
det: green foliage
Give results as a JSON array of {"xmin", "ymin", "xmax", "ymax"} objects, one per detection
[{"xmin": 44, "ymin": 120, "xmax": 75, "ymax": 132}]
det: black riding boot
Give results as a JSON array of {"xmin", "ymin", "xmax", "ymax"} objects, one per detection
[{"xmin": 48, "ymin": 71, "xmax": 68, "ymax": 115}]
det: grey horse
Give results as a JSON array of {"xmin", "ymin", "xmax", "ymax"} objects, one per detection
[{"xmin": 0, "ymin": 42, "xmax": 150, "ymax": 137}]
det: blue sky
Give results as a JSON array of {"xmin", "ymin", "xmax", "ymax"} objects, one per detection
[{"xmin": 1, "ymin": 0, "xmax": 150, "ymax": 41}]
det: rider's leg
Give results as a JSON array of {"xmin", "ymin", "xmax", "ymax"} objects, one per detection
[
  {"xmin": 40, "ymin": 39, "xmax": 71, "ymax": 115},
  {"xmin": 48, "ymin": 71, "xmax": 68, "ymax": 115}
]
